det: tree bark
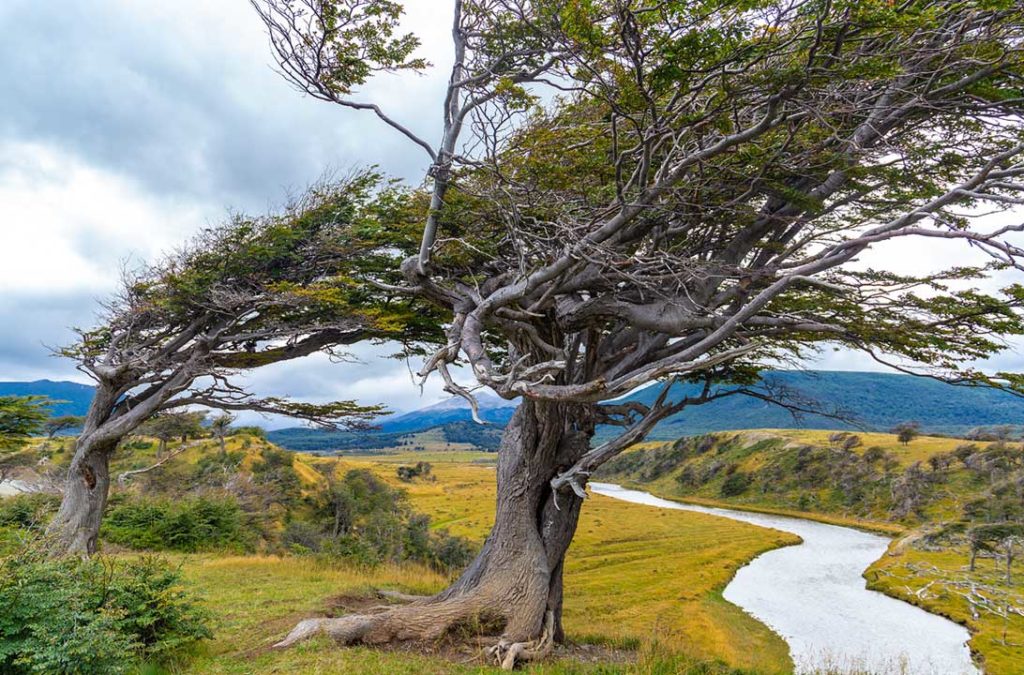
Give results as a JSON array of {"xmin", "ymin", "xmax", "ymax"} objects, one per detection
[
  {"xmin": 276, "ymin": 400, "xmax": 594, "ymax": 669},
  {"xmin": 47, "ymin": 434, "xmax": 117, "ymax": 555}
]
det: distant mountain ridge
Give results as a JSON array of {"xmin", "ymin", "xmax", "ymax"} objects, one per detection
[
  {"xmin": 377, "ymin": 393, "xmax": 516, "ymax": 433},
  {"xmin": 5, "ymin": 372, "xmax": 1024, "ymax": 451},
  {"xmin": 270, "ymin": 370, "xmax": 1024, "ymax": 451}
]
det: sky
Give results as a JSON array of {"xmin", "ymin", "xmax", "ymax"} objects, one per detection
[{"xmin": 0, "ymin": 0, "xmax": 1021, "ymax": 426}]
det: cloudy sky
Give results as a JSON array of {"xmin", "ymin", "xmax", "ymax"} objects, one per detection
[{"xmin": 1, "ymin": 0, "xmax": 1021, "ymax": 425}]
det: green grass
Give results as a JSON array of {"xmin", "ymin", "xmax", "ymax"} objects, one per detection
[
  {"xmin": 176, "ymin": 554, "xmax": 767, "ymax": 674},
  {"xmin": 326, "ymin": 455, "xmax": 797, "ymax": 673},
  {"xmin": 91, "ymin": 445, "xmax": 796, "ymax": 674}
]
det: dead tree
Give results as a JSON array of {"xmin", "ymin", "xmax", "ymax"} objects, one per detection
[{"xmin": 253, "ymin": 0, "xmax": 1024, "ymax": 667}]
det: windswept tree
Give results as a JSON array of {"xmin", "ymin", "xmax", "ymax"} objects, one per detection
[
  {"xmin": 43, "ymin": 415, "xmax": 84, "ymax": 440},
  {"xmin": 253, "ymin": 0, "xmax": 1024, "ymax": 667},
  {"xmin": 893, "ymin": 421, "xmax": 922, "ymax": 446},
  {"xmin": 210, "ymin": 413, "xmax": 237, "ymax": 455},
  {"xmin": 140, "ymin": 411, "xmax": 208, "ymax": 457},
  {"xmin": 49, "ymin": 173, "xmax": 436, "ymax": 555}
]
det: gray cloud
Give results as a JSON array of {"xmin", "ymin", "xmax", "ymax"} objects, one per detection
[
  {"xmin": 0, "ymin": 0, "xmax": 1019, "ymax": 418},
  {"xmin": 0, "ymin": 0, "xmax": 445, "ymax": 209}
]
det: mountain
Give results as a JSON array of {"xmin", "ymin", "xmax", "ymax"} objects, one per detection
[
  {"xmin": 269, "ymin": 370, "xmax": 1024, "ymax": 451},
  {"xmin": 6, "ymin": 371, "xmax": 1024, "ymax": 451},
  {"xmin": 630, "ymin": 370, "xmax": 1024, "ymax": 440},
  {"xmin": 266, "ymin": 395, "xmax": 514, "ymax": 452},
  {"xmin": 377, "ymin": 393, "xmax": 517, "ymax": 433},
  {"xmin": 0, "ymin": 380, "xmax": 94, "ymax": 416}
]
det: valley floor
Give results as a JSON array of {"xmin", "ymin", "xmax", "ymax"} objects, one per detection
[{"xmin": 177, "ymin": 452, "xmax": 797, "ymax": 674}]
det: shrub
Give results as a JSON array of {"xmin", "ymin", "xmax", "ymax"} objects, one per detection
[
  {"xmin": 103, "ymin": 495, "xmax": 250, "ymax": 552},
  {"xmin": 307, "ymin": 469, "xmax": 475, "ymax": 572},
  {"xmin": 396, "ymin": 461, "xmax": 432, "ymax": 482},
  {"xmin": 0, "ymin": 548, "xmax": 211, "ymax": 674},
  {"xmin": 720, "ymin": 471, "xmax": 752, "ymax": 497},
  {"xmin": 0, "ymin": 493, "xmax": 60, "ymax": 532}
]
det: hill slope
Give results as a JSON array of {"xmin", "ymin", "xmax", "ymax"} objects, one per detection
[{"xmin": 625, "ymin": 370, "xmax": 1024, "ymax": 440}]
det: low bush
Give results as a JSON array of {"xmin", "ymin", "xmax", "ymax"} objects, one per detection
[
  {"xmin": 720, "ymin": 471, "xmax": 752, "ymax": 497},
  {"xmin": 103, "ymin": 494, "xmax": 251, "ymax": 553},
  {"xmin": 294, "ymin": 469, "xmax": 476, "ymax": 572},
  {"xmin": 0, "ymin": 548, "xmax": 211, "ymax": 674},
  {"xmin": 0, "ymin": 493, "xmax": 60, "ymax": 532}
]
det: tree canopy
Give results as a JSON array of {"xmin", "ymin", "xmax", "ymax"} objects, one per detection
[
  {"xmin": 0, "ymin": 397, "xmax": 48, "ymax": 454},
  {"xmin": 250, "ymin": 0, "xmax": 1024, "ymax": 666}
]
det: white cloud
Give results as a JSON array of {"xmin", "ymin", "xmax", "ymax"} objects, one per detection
[{"xmin": 0, "ymin": 141, "xmax": 213, "ymax": 294}]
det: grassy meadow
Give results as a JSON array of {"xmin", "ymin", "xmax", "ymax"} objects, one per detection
[
  {"xmin": 11, "ymin": 434, "xmax": 802, "ymax": 673},
  {"xmin": 169, "ymin": 450, "xmax": 797, "ymax": 673},
  {"xmin": 12, "ymin": 429, "xmax": 1022, "ymax": 673}
]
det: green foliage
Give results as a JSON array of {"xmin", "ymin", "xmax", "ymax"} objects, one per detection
[
  {"xmin": 42, "ymin": 415, "xmax": 83, "ymax": 439},
  {"xmin": 0, "ymin": 494, "xmax": 60, "ymax": 533},
  {"xmin": 396, "ymin": 461, "xmax": 432, "ymax": 481},
  {"xmin": 102, "ymin": 495, "xmax": 250, "ymax": 553},
  {"xmin": 139, "ymin": 411, "xmax": 207, "ymax": 446},
  {"xmin": 720, "ymin": 471, "xmax": 752, "ymax": 497},
  {"xmin": 893, "ymin": 422, "xmax": 922, "ymax": 446},
  {"xmin": 230, "ymin": 426, "xmax": 267, "ymax": 439},
  {"xmin": 251, "ymin": 445, "xmax": 302, "ymax": 505},
  {"xmin": 292, "ymin": 468, "xmax": 474, "ymax": 572},
  {"xmin": 0, "ymin": 548, "xmax": 211, "ymax": 674},
  {"xmin": 0, "ymin": 396, "xmax": 49, "ymax": 453}
]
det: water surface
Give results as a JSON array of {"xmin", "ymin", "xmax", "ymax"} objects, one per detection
[{"xmin": 590, "ymin": 482, "xmax": 977, "ymax": 675}]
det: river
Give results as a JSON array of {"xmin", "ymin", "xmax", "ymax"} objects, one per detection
[{"xmin": 590, "ymin": 483, "xmax": 977, "ymax": 675}]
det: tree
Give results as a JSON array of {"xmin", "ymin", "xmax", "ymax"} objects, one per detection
[
  {"xmin": 252, "ymin": 0, "xmax": 1024, "ymax": 667},
  {"xmin": 0, "ymin": 396, "xmax": 49, "ymax": 483},
  {"xmin": 210, "ymin": 413, "xmax": 237, "ymax": 456},
  {"xmin": 43, "ymin": 415, "xmax": 84, "ymax": 440},
  {"xmin": 894, "ymin": 422, "xmax": 922, "ymax": 446},
  {"xmin": 138, "ymin": 411, "xmax": 208, "ymax": 457},
  {"xmin": 970, "ymin": 523, "xmax": 1024, "ymax": 582},
  {"xmin": 47, "ymin": 174, "xmax": 432, "ymax": 555}
]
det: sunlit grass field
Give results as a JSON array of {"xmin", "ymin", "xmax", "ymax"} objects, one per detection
[
  {"xmin": 30, "ymin": 430, "xmax": 1017, "ymax": 673},
  {"xmin": 165, "ymin": 450, "xmax": 797, "ymax": 674}
]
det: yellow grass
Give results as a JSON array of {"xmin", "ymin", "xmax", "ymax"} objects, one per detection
[
  {"xmin": 327, "ymin": 455, "xmax": 798, "ymax": 672},
  {"xmin": 866, "ymin": 545, "xmax": 1024, "ymax": 675},
  {"xmin": 150, "ymin": 449, "xmax": 802, "ymax": 673}
]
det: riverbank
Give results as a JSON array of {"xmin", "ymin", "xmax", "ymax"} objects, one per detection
[{"xmin": 592, "ymin": 483, "xmax": 977, "ymax": 675}]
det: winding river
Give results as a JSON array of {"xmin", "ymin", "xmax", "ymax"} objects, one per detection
[{"xmin": 590, "ymin": 483, "xmax": 978, "ymax": 675}]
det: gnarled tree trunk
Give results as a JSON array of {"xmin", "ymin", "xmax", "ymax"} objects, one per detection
[
  {"xmin": 47, "ymin": 434, "xmax": 117, "ymax": 555},
  {"xmin": 276, "ymin": 400, "xmax": 594, "ymax": 669}
]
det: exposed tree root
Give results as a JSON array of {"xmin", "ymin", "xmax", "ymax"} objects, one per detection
[
  {"xmin": 486, "ymin": 610, "xmax": 555, "ymax": 670},
  {"xmin": 274, "ymin": 596, "xmax": 554, "ymax": 670},
  {"xmin": 375, "ymin": 589, "xmax": 430, "ymax": 603}
]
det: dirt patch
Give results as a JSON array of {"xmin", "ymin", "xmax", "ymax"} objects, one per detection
[{"xmin": 324, "ymin": 592, "xmax": 396, "ymax": 616}]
